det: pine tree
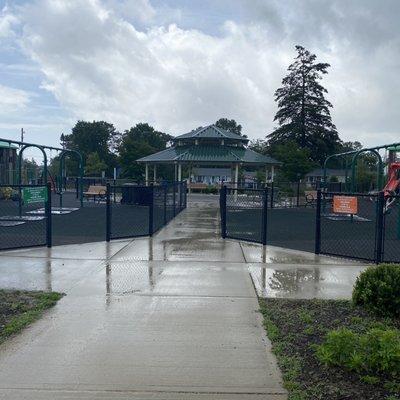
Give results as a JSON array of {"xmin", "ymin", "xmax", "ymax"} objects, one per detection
[{"xmin": 268, "ymin": 45, "xmax": 341, "ymax": 164}]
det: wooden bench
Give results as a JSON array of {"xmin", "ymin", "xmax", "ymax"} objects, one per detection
[{"xmin": 83, "ymin": 185, "xmax": 107, "ymax": 202}]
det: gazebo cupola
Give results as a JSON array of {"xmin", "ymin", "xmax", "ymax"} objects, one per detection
[{"xmin": 136, "ymin": 124, "xmax": 281, "ymax": 187}]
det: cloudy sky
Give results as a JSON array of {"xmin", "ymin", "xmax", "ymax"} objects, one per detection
[{"xmin": 0, "ymin": 0, "xmax": 399, "ymax": 154}]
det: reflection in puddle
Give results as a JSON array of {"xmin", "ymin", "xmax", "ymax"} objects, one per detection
[
  {"xmin": 250, "ymin": 244, "xmax": 367, "ymax": 299},
  {"xmin": 106, "ymin": 238, "xmax": 162, "ymax": 304}
]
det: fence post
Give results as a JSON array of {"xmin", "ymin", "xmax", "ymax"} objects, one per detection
[
  {"xmin": 261, "ymin": 187, "xmax": 268, "ymax": 245},
  {"xmin": 220, "ymin": 186, "xmax": 227, "ymax": 239},
  {"xmin": 270, "ymin": 182, "xmax": 274, "ymax": 209},
  {"xmin": 149, "ymin": 184, "xmax": 154, "ymax": 236},
  {"xmin": 314, "ymin": 189, "xmax": 322, "ymax": 254},
  {"xmin": 46, "ymin": 182, "xmax": 52, "ymax": 248},
  {"xmin": 106, "ymin": 183, "xmax": 111, "ymax": 242},
  {"xmin": 173, "ymin": 182, "xmax": 176, "ymax": 217},
  {"xmin": 296, "ymin": 180, "xmax": 300, "ymax": 207},
  {"xmin": 375, "ymin": 191, "xmax": 385, "ymax": 264},
  {"xmin": 163, "ymin": 184, "xmax": 167, "ymax": 225}
]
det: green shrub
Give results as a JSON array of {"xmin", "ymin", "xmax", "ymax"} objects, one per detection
[
  {"xmin": 316, "ymin": 327, "xmax": 400, "ymax": 377},
  {"xmin": 352, "ymin": 264, "xmax": 400, "ymax": 318},
  {"xmin": 0, "ymin": 187, "xmax": 13, "ymax": 200},
  {"xmin": 204, "ymin": 186, "xmax": 218, "ymax": 194}
]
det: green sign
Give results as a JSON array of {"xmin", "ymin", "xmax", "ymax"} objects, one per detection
[{"xmin": 22, "ymin": 187, "xmax": 48, "ymax": 204}]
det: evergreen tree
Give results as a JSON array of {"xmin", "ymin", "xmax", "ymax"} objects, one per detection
[{"xmin": 268, "ymin": 45, "xmax": 341, "ymax": 164}]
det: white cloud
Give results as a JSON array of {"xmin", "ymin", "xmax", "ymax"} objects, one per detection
[
  {"xmin": 0, "ymin": 4, "xmax": 19, "ymax": 38},
  {"xmin": 3, "ymin": 0, "xmax": 400, "ymax": 147},
  {"xmin": 0, "ymin": 84, "xmax": 31, "ymax": 112}
]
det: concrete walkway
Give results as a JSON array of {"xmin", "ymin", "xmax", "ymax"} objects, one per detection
[
  {"xmin": 0, "ymin": 195, "xmax": 287, "ymax": 400},
  {"xmin": 0, "ymin": 194, "xmax": 369, "ymax": 399}
]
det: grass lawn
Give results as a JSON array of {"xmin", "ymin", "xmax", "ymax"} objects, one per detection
[
  {"xmin": 260, "ymin": 298, "xmax": 400, "ymax": 400},
  {"xmin": 0, "ymin": 289, "xmax": 63, "ymax": 344}
]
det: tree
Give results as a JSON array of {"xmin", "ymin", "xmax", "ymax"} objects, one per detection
[
  {"xmin": 249, "ymin": 139, "xmax": 268, "ymax": 154},
  {"xmin": 61, "ymin": 121, "xmax": 120, "ymax": 174},
  {"xmin": 118, "ymin": 123, "xmax": 172, "ymax": 179},
  {"xmin": 268, "ymin": 45, "xmax": 341, "ymax": 164},
  {"xmin": 21, "ymin": 158, "xmax": 40, "ymax": 183},
  {"xmin": 272, "ymin": 141, "xmax": 315, "ymax": 181},
  {"xmin": 215, "ymin": 118, "xmax": 246, "ymax": 137},
  {"xmin": 341, "ymin": 141, "xmax": 363, "ymax": 153},
  {"xmin": 85, "ymin": 152, "xmax": 108, "ymax": 176}
]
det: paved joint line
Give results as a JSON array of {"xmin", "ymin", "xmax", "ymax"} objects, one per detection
[
  {"xmin": 239, "ymin": 242, "xmax": 248, "ymax": 262},
  {"xmin": 0, "ymin": 387, "xmax": 287, "ymax": 395},
  {"xmin": 108, "ymin": 293, "xmax": 255, "ymax": 299}
]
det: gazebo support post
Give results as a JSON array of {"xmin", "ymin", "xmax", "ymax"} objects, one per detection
[
  {"xmin": 178, "ymin": 164, "xmax": 182, "ymax": 182},
  {"xmin": 174, "ymin": 163, "xmax": 177, "ymax": 182},
  {"xmin": 145, "ymin": 163, "xmax": 149, "ymax": 186},
  {"xmin": 188, "ymin": 164, "xmax": 191, "ymax": 194},
  {"xmin": 234, "ymin": 163, "xmax": 239, "ymax": 202},
  {"xmin": 271, "ymin": 165, "xmax": 275, "ymax": 182},
  {"xmin": 153, "ymin": 165, "xmax": 157, "ymax": 184}
]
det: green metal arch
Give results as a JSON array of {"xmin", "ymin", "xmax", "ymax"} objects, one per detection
[
  {"xmin": 18, "ymin": 144, "xmax": 48, "ymax": 185},
  {"xmin": 350, "ymin": 149, "xmax": 383, "ymax": 192}
]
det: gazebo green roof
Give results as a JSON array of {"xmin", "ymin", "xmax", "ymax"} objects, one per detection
[
  {"xmin": 137, "ymin": 124, "xmax": 280, "ymax": 166},
  {"xmin": 174, "ymin": 125, "xmax": 248, "ymax": 143},
  {"xmin": 137, "ymin": 145, "xmax": 279, "ymax": 165}
]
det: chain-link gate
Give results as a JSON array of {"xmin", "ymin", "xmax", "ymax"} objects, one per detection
[{"xmin": 221, "ymin": 187, "xmax": 267, "ymax": 244}]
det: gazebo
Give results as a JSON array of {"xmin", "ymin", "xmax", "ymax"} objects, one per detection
[{"xmin": 136, "ymin": 124, "xmax": 281, "ymax": 189}]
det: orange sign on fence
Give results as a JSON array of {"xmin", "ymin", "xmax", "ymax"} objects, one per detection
[{"xmin": 333, "ymin": 195, "xmax": 358, "ymax": 214}]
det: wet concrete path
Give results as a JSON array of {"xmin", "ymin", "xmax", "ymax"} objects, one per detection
[
  {"xmin": 0, "ymin": 194, "xmax": 369, "ymax": 399},
  {"xmin": 0, "ymin": 195, "xmax": 288, "ymax": 400}
]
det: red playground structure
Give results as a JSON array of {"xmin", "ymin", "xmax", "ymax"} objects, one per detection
[{"xmin": 383, "ymin": 162, "xmax": 400, "ymax": 211}]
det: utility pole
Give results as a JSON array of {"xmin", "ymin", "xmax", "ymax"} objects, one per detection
[{"xmin": 21, "ymin": 128, "xmax": 25, "ymax": 143}]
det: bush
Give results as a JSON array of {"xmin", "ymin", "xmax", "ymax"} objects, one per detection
[
  {"xmin": 0, "ymin": 187, "xmax": 13, "ymax": 200},
  {"xmin": 204, "ymin": 186, "xmax": 218, "ymax": 194},
  {"xmin": 352, "ymin": 264, "xmax": 400, "ymax": 318},
  {"xmin": 316, "ymin": 327, "xmax": 400, "ymax": 376}
]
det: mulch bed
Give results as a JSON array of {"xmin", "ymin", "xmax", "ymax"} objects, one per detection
[
  {"xmin": 259, "ymin": 298, "xmax": 400, "ymax": 400},
  {"xmin": 0, "ymin": 289, "xmax": 63, "ymax": 343}
]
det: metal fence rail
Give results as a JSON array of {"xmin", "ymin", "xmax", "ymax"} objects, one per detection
[
  {"xmin": 221, "ymin": 186, "xmax": 400, "ymax": 264},
  {"xmin": 0, "ymin": 181, "xmax": 187, "ymax": 251}
]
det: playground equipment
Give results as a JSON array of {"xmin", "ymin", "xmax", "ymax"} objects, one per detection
[
  {"xmin": 0, "ymin": 137, "xmax": 84, "ymax": 208},
  {"xmin": 383, "ymin": 162, "xmax": 400, "ymax": 211},
  {"xmin": 323, "ymin": 142, "xmax": 400, "ymax": 210}
]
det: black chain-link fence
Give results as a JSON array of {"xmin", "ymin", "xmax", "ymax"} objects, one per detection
[
  {"xmin": 222, "ymin": 187, "xmax": 266, "ymax": 243},
  {"xmin": 319, "ymin": 192, "xmax": 379, "ymax": 261},
  {"xmin": 107, "ymin": 182, "xmax": 187, "ymax": 241},
  {"xmin": 0, "ymin": 182, "xmax": 187, "ymax": 251},
  {"xmin": 382, "ymin": 194, "xmax": 400, "ymax": 263},
  {"xmin": 221, "ymin": 186, "xmax": 315, "ymax": 252},
  {"xmin": 267, "ymin": 206, "xmax": 316, "ymax": 253},
  {"xmin": 109, "ymin": 185, "xmax": 151, "ymax": 239},
  {"xmin": 0, "ymin": 184, "xmax": 51, "ymax": 250},
  {"xmin": 221, "ymin": 186, "xmax": 400, "ymax": 263}
]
